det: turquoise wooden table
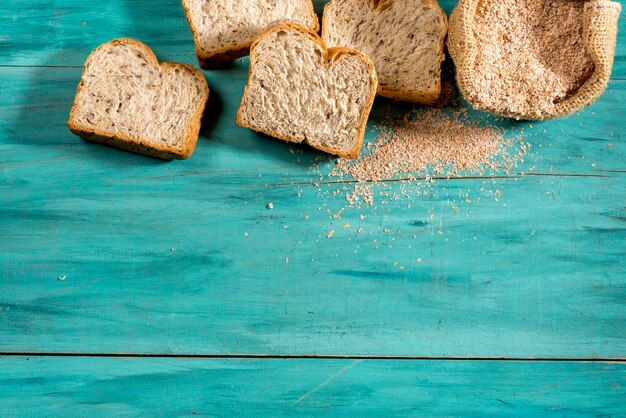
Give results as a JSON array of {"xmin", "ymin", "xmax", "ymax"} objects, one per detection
[{"xmin": 1, "ymin": 0, "xmax": 625, "ymax": 416}]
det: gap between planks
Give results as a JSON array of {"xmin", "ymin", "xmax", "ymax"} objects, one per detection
[
  {"xmin": 0, "ymin": 352, "xmax": 624, "ymax": 362},
  {"xmin": 103, "ymin": 171, "xmax": 615, "ymax": 186},
  {"xmin": 258, "ymin": 172, "xmax": 614, "ymax": 188}
]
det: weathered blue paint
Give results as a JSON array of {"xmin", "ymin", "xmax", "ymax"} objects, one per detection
[
  {"xmin": 0, "ymin": 357, "xmax": 625, "ymax": 417},
  {"xmin": 0, "ymin": 0, "xmax": 625, "ymax": 414}
]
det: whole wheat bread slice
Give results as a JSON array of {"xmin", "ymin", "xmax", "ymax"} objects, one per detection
[
  {"xmin": 236, "ymin": 24, "xmax": 378, "ymax": 159},
  {"xmin": 67, "ymin": 38, "xmax": 209, "ymax": 160},
  {"xmin": 322, "ymin": 0, "xmax": 448, "ymax": 104},
  {"xmin": 181, "ymin": 0, "xmax": 319, "ymax": 68}
]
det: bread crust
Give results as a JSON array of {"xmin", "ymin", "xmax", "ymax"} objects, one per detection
[
  {"xmin": 235, "ymin": 23, "xmax": 378, "ymax": 160},
  {"xmin": 181, "ymin": 0, "xmax": 321, "ymax": 69},
  {"xmin": 67, "ymin": 38, "xmax": 209, "ymax": 160},
  {"xmin": 322, "ymin": 0, "xmax": 448, "ymax": 104}
]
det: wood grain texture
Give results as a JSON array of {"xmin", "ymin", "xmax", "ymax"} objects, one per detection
[
  {"xmin": 1, "ymin": 0, "xmax": 625, "ymax": 415},
  {"xmin": 1, "ymin": 357, "xmax": 624, "ymax": 417},
  {"xmin": 1, "ymin": 171, "xmax": 624, "ymax": 357},
  {"xmin": 0, "ymin": 0, "xmax": 624, "ymax": 361}
]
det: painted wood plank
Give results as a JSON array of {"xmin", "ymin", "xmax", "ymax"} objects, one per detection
[
  {"xmin": 1, "ymin": 357, "xmax": 624, "ymax": 416},
  {"xmin": 1, "ymin": 67, "xmax": 624, "ymax": 176},
  {"xmin": 0, "ymin": 0, "xmax": 624, "ymax": 360},
  {"xmin": 2, "ymin": 1, "xmax": 624, "ymax": 80},
  {"xmin": 1, "ymin": 172, "xmax": 624, "ymax": 357}
]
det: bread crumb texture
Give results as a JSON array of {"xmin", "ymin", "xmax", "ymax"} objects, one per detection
[
  {"xmin": 237, "ymin": 26, "xmax": 377, "ymax": 158},
  {"xmin": 182, "ymin": 0, "xmax": 318, "ymax": 55},
  {"xmin": 323, "ymin": 0, "xmax": 447, "ymax": 102},
  {"xmin": 69, "ymin": 39, "xmax": 208, "ymax": 158}
]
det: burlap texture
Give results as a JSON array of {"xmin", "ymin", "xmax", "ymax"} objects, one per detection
[{"xmin": 448, "ymin": 0, "xmax": 621, "ymax": 120}]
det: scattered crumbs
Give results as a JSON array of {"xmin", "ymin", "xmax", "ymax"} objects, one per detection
[
  {"xmin": 285, "ymin": 257, "xmax": 289, "ymax": 264},
  {"xmin": 437, "ymin": 230, "xmax": 443, "ymax": 235},
  {"xmin": 266, "ymin": 202, "xmax": 274, "ymax": 210},
  {"xmin": 342, "ymin": 224, "xmax": 351, "ymax": 230},
  {"xmin": 333, "ymin": 212, "xmax": 341, "ymax": 219},
  {"xmin": 305, "ymin": 215, "xmax": 309, "ymax": 220},
  {"xmin": 383, "ymin": 229, "xmax": 391, "ymax": 233},
  {"xmin": 57, "ymin": 275, "xmax": 66, "ymax": 281},
  {"xmin": 393, "ymin": 262, "xmax": 398, "ymax": 267},
  {"xmin": 81, "ymin": 21, "xmax": 87, "ymax": 26},
  {"xmin": 59, "ymin": 56, "xmax": 64, "ymax": 61},
  {"xmin": 357, "ymin": 228, "xmax": 363, "ymax": 233},
  {"xmin": 359, "ymin": 215, "xmax": 366, "ymax": 221},
  {"xmin": 326, "ymin": 230, "xmax": 335, "ymax": 238},
  {"xmin": 323, "ymin": 108, "xmax": 527, "ymax": 206},
  {"xmin": 495, "ymin": 189, "xmax": 502, "ymax": 197},
  {"xmin": 608, "ymin": 144, "xmax": 614, "ymax": 148},
  {"xmin": 345, "ymin": 184, "xmax": 374, "ymax": 206},
  {"xmin": 429, "ymin": 213, "xmax": 435, "ymax": 220}
]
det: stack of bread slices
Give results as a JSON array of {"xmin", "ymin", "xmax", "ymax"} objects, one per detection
[{"xmin": 68, "ymin": 0, "xmax": 449, "ymax": 160}]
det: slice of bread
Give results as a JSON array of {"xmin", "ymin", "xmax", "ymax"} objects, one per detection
[
  {"xmin": 236, "ymin": 24, "xmax": 378, "ymax": 159},
  {"xmin": 67, "ymin": 38, "xmax": 209, "ymax": 160},
  {"xmin": 322, "ymin": 0, "xmax": 448, "ymax": 105},
  {"xmin": 181, "ymin": 0, "xmax": 320, "ymax": 68}
]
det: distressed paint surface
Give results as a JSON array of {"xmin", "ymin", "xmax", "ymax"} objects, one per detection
[
  {"xmin": 0, "ymin": 0, "xmax": 625, "ymax": 415},
  {"xmin": 0, "ymin": 357, "xmax": 625, "ymax": 417},
  {"xmin": 1, "ymin": 171, "xmax": 625, "ymax": 357}
]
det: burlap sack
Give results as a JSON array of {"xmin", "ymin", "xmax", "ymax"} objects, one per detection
[{"xmin": 448, "ymin": 0, "xmax": 621, "ymax": 120}]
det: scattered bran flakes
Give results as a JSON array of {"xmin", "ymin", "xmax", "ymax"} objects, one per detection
[
  {"xmin": 471, "ymin": 0, "xmax": 593, "ymax": 119},
  {"xmin": 330, "ymin": 108, "xmax": 527, "ymax": 205}
]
